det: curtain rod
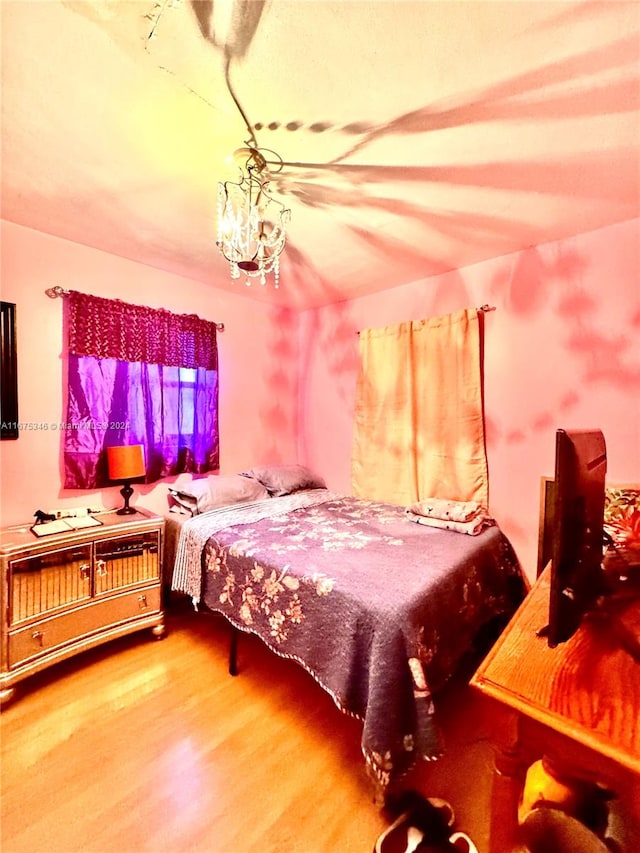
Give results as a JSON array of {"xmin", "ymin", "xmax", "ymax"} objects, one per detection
[
  {"xmin": 355, "ymin": 305, "xmax": 497, "ymax": 334},
  {"xmin": 45, "ymin": 286, "xmax": 225, "ymax": 331}
]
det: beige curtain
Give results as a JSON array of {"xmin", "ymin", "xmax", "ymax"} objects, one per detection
[{"xmin": 351, "ymin": 308, "xmax": 488, "ymax": 508}]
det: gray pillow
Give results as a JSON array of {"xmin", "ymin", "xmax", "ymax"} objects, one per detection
[
  {"xmin": 240, "ymin": 464, "xmax": 326, "ymax": 497},
  {"xmin": 168, "ymin": 474, "xmax": 269, "ymax": 515}
]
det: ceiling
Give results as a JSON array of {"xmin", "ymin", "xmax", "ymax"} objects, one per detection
[{"xmin": 1, "ymin": 1, "xmax": 639, "ymax": 310}]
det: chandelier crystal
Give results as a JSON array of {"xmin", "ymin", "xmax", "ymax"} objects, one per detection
[{"xmin": 216, "ymin": 147, "xmax": 290, "ymax": 288}]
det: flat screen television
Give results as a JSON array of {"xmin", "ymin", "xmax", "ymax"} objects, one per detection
[{"xmin": 546, "ymin": 428, "xmax": 607, "ymax": 647}]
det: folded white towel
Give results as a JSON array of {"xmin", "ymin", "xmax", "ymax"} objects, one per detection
[
  {"xmin": 406, "ymin": 498, "xmax": 485, "ymax": 523},
  {"xmin": 406, "ymin": 510, "xmax": 494, "ymax": 536}
]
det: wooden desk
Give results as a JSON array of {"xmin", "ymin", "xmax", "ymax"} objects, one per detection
[{"xmin": 471, "ymin": 567, "xmax": 640, "ymax": 851}]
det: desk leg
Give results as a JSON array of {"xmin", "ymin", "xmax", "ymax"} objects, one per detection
[{"xmin": 488, "ymin": 709, "xmax": 525, "ymax": 853}]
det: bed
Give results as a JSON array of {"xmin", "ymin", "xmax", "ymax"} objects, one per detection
[{"xmin": 168, "ymin": 469, "xmax": 527, "ymax": 793}]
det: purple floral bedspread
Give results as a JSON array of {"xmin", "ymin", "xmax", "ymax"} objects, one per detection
[{"xmin": 172, "ymin": 491, "xmax": 526, "ymax": 789}]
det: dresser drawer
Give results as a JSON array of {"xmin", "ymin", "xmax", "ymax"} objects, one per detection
[{"xmin": 8, "ymin": 585, "xmax": 161, "ymax": 668}]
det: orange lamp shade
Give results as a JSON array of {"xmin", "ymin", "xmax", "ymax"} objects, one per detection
[{"xmin": 106, "ymin": 444, "xmax": 146, "ymax": 481}]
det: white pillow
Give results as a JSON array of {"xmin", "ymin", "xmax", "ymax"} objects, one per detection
[{"xmin": 168, "ymin": 474, "xmax": 269, "ymax": 515}]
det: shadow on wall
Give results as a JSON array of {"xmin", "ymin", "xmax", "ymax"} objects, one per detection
[
  {"xmin": 297, "ymin": 299, "xmax": 361, "ymax": 466},
  {"xmin": 254, "ymin": 304, "xmax": 299, "ymax": 463},
  {"xmin": 486, "ymin": 242, "xmax": 640, "ymax": 452}
]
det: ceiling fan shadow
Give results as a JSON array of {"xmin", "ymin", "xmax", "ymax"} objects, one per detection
[{"xmin": 328, "ymin": 30, "xmax": 639, "ymax": 164}]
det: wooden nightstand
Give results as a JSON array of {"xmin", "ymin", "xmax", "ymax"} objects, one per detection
[
  {"xmin": 471, "ymin": 566, "xmax": 640, "ymax": 851},
  {"xmin": 0, "ymin": 509, "xmax": 165, "ymax": 705}
]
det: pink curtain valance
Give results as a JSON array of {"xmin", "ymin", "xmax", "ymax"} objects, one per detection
[{"xmin": 67, "ymin": 290, "xmax": 218, "ymax": 370}]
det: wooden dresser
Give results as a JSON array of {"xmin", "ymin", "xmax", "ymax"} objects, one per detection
[
  {"xmin": 0, "ymin": 509, "xmax": 165, "ymax": 705},
  {"xmin": 471, "ymin": 565, "xmax": 640, "ymax": 851}
]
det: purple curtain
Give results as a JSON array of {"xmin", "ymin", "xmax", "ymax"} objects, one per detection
[{"xmin": 63, "ymin": 292, "xmax": 219, "ymax": 489}]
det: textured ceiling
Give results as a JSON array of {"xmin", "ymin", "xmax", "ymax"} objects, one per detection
[{"xmin": 1, "ymin": 0, "xmax": 639, "ymax": 309}]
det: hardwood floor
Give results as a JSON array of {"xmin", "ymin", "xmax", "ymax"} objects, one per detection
[{"xmin": 1, "ymin": 604, "xmax": 496, "ymax": 853}]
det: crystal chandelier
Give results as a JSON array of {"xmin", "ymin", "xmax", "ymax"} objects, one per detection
[{"xmin": 216, "ymin": 146, "xmax": 291, "ymax": 288}]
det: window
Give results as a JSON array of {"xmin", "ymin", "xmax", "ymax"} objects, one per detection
[{"xmin": 62, "ymin": 292, "xmax": 219, "ymax": 489}]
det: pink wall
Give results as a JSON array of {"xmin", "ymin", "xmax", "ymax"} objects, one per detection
[
  {"xmin": 0, "ymin": 220, "xmax": 300, "ymax": 525},
  {"xmin": 298, "ymin": 219, "xmax": 640, "ymax": 580},
  {"xmin": 2, "ymin": 218, "xmax": 638, "ymax": 581}
]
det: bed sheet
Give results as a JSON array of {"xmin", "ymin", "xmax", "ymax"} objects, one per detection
[{"xmin": 172, "ymin": 491, "xmax": 526, "ymax": 789}]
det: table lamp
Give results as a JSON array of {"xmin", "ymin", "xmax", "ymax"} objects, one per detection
[{"xmin": 106, "ymin": 444, "xmax": 146, "ymax": 515}]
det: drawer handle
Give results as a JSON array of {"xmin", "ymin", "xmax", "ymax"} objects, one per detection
[
  {"xmin": 32, "ymin": 630, "xmax": 44, "ymax": 647},
  {"xmin": 96, "ymin": 559, "xmax": 107, "ymax": 577},
  {"xmin": 79, "ymin": 563, "xmax": 91, "ymax": 581},
  {"xmin": 138, "ymin": 594, "xmax": 148, "ymax": 610}
]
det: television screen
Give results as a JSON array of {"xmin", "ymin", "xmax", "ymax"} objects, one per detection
[{"xmin": 547, "ymin": 428, "xmax": 607, "ymax": 647}]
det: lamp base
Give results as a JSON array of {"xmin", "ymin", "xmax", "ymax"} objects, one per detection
[{"xmin": 116, "ymin": 481, "xmax": 137, "ymax": 515}]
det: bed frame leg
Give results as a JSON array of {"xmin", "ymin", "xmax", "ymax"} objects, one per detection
[{"xmin": 229, "ymin": 626, "xmax": 238, "ymax": 676}]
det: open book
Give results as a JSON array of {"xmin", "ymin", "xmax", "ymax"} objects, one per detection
[{"xmin": 30, "ymin": 516, "xmax": 103, "ymax": 537}]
